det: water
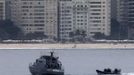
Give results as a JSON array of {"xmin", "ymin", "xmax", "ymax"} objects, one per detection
[{"xmin": 0, "ymin": 49, "xmax": 134, "ymax": 75}]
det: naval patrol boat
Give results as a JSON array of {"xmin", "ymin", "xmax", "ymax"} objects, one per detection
[{"xmin": 29, "ymin": 51, "xmax": 64, "ymax": 75}]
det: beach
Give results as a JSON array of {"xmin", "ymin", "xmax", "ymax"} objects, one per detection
[{"xmin": 0, "ymin": 43, "xmax": 134, "ymax": 49}]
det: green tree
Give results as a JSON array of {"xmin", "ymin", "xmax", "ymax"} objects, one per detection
[
  {"xmin": 93, "ymin": 32, "xmax": 106, "ymax": 39},
  {"xmin": 24, "ymin": 32, "xmax": 48, "ymax": 40},
  {"xmin": 0, "ymin": 20, "xmax": 23, "ymax": 40},
  {"xmin": 81, "ymin": 30, "xmax": 86, "ymax": 38},
  {"xmin": 0, "ymin": 28, "xmax": 9, "ymax": 40},
  {"xmin": 69, "ymin": 29, "xmax": 87, "ymax": 42}
]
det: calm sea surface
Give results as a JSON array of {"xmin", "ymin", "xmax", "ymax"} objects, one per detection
[{"xmin": 0, "ymin": 49, "xmax": 134, "ymax": 75}]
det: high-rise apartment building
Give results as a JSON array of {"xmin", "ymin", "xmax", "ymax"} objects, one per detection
[
  {"xmin": 117, "ymin": 0, "xmax": 128, "ymax": 26},
  {"xmin": 117, "ymin": 0, "xmax": 134, "ymax": 39},
  {"xmin": 111, "ymin": 0, "xmax": 117, "ymax": 19},
  {"xmin": 5, "ymin": 0, "xmax": 11, "ymax": 20},
  {"xmin": 59, "ymin": 0, "xmax": 111, "ymax": 40},
  {"xmin": 89, "ymin": 0, "xmax": 111, "ymax": 37},
  {"xmin": 44, "ymin": 0, "xmax": 58, "ymax": 38},
  {"xmin": 0, "ymin": 0, "xmax": 5, "ymax": 20},
  {"xmin": 10, "ymin": 0, "xmax": 111, "ymax": 40},
  {"xmin": 127, "ymin": 0, "xmax": 134, "ymax": 39},
  {"xmin": 59, "ymin": 0, "xmax": 73, "ymax": 40},
  {"xmin": 11, "ymin": 0, "xmax": 58, "ymax": 38}
]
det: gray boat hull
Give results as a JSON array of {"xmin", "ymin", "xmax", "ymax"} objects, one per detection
[{"xmin": 31, "ymin": 70, "xmax": 64, "ymax": 75}]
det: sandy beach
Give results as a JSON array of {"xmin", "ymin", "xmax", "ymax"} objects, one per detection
[{"xmin": 0, "ymin": 43, "xmax": 134, "ymax": 49}]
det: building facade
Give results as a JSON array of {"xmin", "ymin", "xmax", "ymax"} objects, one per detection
[
  {"xmin": 59, "ymin": 0, "xmax": 73, "ymax": 40},
  {"xmin": 59, "ymin": 0, "xmax": 111, "ymax": 40},
  {"xmin": 127, "ymin": 0, "xmax": 134, "ymax": 39},
  {"xmin": 117, "ymin": 0, "xmax": 134, "ymax": 39},
  {"xmin": 89, "ymin": 0, "xmax": 111, "ymax": 37},
  {"xmin": 117, "ymin": 0, "xmax": 128, "ymax": 26},
  {"xmin": 11, "ymin": 0, "xmax": 58, "ymax": 39},
  {"xmin": 111, "ymin": 0, "xmax": 117, "ymax": 19},
  {"xmin": 0, "ymin": 0, "xmax": 5, "ymax": 20},
  {"xmin": 5, "ymin": 0, "xmax": 11, "ymax": 20},
  {"xmin": 44, "ymin": 0, "xmax": 58, "ymax": 38},
  {"xmin": 10, "ymin": 0, "xmax": 111, "ymax": 40}
]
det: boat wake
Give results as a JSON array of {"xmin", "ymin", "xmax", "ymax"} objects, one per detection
[{"xmin": 123, "ymin": 73, "xmax": 134, "ymax": 75}]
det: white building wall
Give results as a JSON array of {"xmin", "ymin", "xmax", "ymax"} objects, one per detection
[
  {"xmin": 73, "ymin": 1, "xmax": 89, "ymax": 34},
  {"xmin": 88, "ymin": 0, "xmax": 111, "ymax": 36},
  {"xmin": 59, "ymin": 0, "xmax": 111, "ymax": 40},
  {"xmin": 44, "ymin": 0, "xmax": 58, "ymax": 38},
  {"xmin": 11, "ymin": 0, "xmax": 58, "ymax": 38},
  {"xmin": 59, "ymin": 0, "xmax": 73, "ymax": 40}
]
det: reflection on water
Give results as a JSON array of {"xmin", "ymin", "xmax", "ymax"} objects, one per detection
[{"xmin": 0, "ymin": 49, "xmax": 134, "ymax": 75}]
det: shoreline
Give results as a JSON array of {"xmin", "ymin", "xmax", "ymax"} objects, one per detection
[{"xmin": 0, "ymin": 43, "xmax": 134, "ymax": 49}]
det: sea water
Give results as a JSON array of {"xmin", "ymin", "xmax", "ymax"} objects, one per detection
[{"xmin": 0, "ymin": 49, "xmax": 134, "ymax": 75}]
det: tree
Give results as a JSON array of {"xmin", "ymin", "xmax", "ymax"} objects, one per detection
[
  {"xmin": 69, "ymin": 32, "xmax": 74, "ymax": 38},
  {"xmin": 0, "ymin": 20, "xmax": 23, "ymax": 40},
  {"xmin": 24, "ymin": 32, "xmax": 48, "ymax": 40},
  {"xmin": 69, "ymin": 29, "xmax": 87, "ymax": 42},
  {"xmin": 0, "ymin": 28, "xmax": 9, "ymax": 40},
  {"xmin": 93, "ymin": 32, "xmax": 106, "ymax": 39},
  {"xmin": 81, "ymin": 30, "xmax": 86, "ymax": 38},
  {"xmin": 75, "ymin": 29, "xmax": 81, "ymax": 36}
]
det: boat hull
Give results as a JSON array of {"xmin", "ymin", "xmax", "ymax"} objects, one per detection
[
  {"xmin": 96, "ymin": 70, "xmax": 121, "ymax": 75},
  {"xmin": 31, "ymin": 71, "xmax": 64, "ymax": 75},
  {"xmin": 30, "ymin": 68, "xmax": 64, "ymax": 75}
]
